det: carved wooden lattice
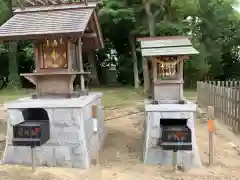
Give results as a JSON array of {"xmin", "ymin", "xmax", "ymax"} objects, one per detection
[
  {"xmin": 41, "ymin": 39, "xmax": 68, "ymax": 69},
  {"xmin": 156, "ymin": 56, "xmax": 180, "ymax": 79}
]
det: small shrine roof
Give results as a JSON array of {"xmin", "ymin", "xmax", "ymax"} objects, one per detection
[
  {"xmin": 137, "ymin": 36, "xmax": 199, "ymax": 57},
  {"xmin": 0, "ymin": 4, "xmax": 97, "ymax": 41}
]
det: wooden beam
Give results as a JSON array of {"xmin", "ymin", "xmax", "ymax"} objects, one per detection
[
  {"xmin": 46, "ymin": 0, "xmax": 58, "ymax": 4},
  {"xmin": 58, "ymin": 0, "xmax": 66, "ymax": 3},
  {"xmin": 78, "ymin": 37, "xmax": 85, "ymax": 91},
  {"xmin": 83, "ymin": 33, "xmax": 97, "ymax": 38},
  {"xmin": 25, "ymin": 0, "xmax": 35, "ymax": 5},
  {"xmin": 179, "ymin": 59, "xmax": 184, "ymax": 100},
  {"xmin": 93, "ymin": 11, "xmax": 104, "ymax": 48},
  {"xmin": 16, "ymin": 0, "xmax": 25, "ymax": 10},
  {"xmin": 67, "ymin": 40, "xmax": 73, "ymax": 71},
  {"xmin": 35, "ymin": 0, "xmax": 46, "ymax": 5}
]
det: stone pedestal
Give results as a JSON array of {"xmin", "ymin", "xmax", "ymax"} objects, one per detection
[
  {"xmin": 143, "ymin": 101, "xmax": 202, "ymax": 169},
  {"xmin": 2, "ymin": 92, "xmax": 107, "ymax": 169}
]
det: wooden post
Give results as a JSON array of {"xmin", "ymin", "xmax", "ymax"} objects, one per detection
[
  {"xmin": 67, "ymin": 40, "xmax": 73, "ymax": 71},
  {"xmin": 78, "ymin": 37, "xmax": 85, "ymax": 91},
  {"xmin": 33, "ymin": 42, "xmax": 40, "ymax": 94},
  {"xmin": 71, "ymin": 43, "xmax": 77, "ymax": 70},
  {"xmin": 92, "ymin": 104, "xmax": 101, "ymax": 179},
  {"xmin": 179, "ymin": 60, "xmax": 184, "ymax": 100},
  {"xmin": 92, "ymin": 105, "xmax": 98, "ymax": 119},
  {"xmin": 237, "ymin": 81, "xmax": 240, "ymax": 133},
  {"xmin": 233, "ymin": 81, "xmax": 238, "ymax": 133},
  {"xmin": 33, "ymin": 42, "xmax": 39, "ymax": 72},
  {"xmin": 208, "ymin": 106, "xmax": 215, "ymax": 166}
]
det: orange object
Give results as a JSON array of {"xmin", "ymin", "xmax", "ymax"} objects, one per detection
[
  {"xmin": 208, "ymin": 119, "xmax": 216, "ymax": 132},
  {"xmin": 175, "ymin": 131, "xmax": 185, "ymax": 139},
  {"xmin": 92, "ymin": 105, "xmax": 98, "ymax": 119}
]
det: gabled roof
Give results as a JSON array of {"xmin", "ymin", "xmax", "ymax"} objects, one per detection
[
  {"xmin": 0, "ymin": 3, "xmax": 101, "ymax": 41},
  {"xmin": 137, "ymin": 36, "xmax": 199, "ymax": 57}
]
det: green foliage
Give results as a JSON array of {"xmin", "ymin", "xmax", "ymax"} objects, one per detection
[
  {"xmin": 0, "ymin": 0, "xmax": 9, "ymax": 24},
  {"xmin": 0, "ymin": 0, "xmax": 240, "ymax": 87},
  {"xmin": 98, "ymin": 0, "xmax": 240, "ymax": 85}
]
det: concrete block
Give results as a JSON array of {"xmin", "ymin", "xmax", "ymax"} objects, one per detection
[
  {"xmin": 2, "ymin": 93, "xmax": 106, "ymax": 169},
  {"xmin": 55, "ymin": 146, "xmax": 72, "ymax": 166},
  {"xmin": 52, "ymin": 108, "xmax": 77, "ymax": 126},
  {"xmin": 49, "ymin": 126, "xmax": 83, "ymax": 145},
  {"xmin": 143, "ymin": 103, "xmax": 202, "ymax": 168}
]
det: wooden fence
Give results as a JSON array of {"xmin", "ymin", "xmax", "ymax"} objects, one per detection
[{"xmin": 197, "ymin": 81, "xmax": 240, "ymax": 133}]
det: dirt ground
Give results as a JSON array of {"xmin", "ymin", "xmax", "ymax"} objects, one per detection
[{"xmin": 0, "ymin": 102, "xmax": 240, "ymax": 179}]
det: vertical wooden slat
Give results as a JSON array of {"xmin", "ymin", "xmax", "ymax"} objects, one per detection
[
  {"xmin": 213, "ymin": 81, "xmax": 216, "ymax": 114},
  {"xmin": 198, "ymin": 81, "xmax": 200, "ymax": 104},
  {"xmin": 78, "ymin": 36, "xmax": 85, "ymax": 91},
  {"xmin": 67, "ymin": 40, "xmax": 73, "ymax": 71},
  {"xmin": 220, "ymin": 81, "xmax": 224, "ymax": 121},
  {"xmin": 233, "ymin": 81, "xmax": 238, "ymax": 132},
  {"xmin": 222, "ymin": 81, "xmax": 226, "ymax": 124},
  {"xmin": 179, "ymin": 60, "xmax": 184, "ymax": 100},
  {"xmin": 230, "ymin": 81, "xmax": 234, "ymax": 128},
  {"xmin": 196, "ymin": 80, "xmax": 240, "ymax": 133},
  {"xmin": 209, "ymin": 81, "xmax": 213, "ymax": 106},
  {"xmin": 237, "ymin": 82, "xmax": 240, "ymax": 132},
  {"xmin": 225, "ymin": 81, "xmax": 229, "ymax": 126}
]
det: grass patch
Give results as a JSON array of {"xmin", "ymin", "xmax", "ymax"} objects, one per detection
[
  {"xmin": 184, "ymin": 88, "xmax": 197, "ymax": 100},
  {"xmin": 0, "ymin": 88, "xmax": 33, "ymax": 104},
  {"xmin": 0, "ymin": 86, "xmax": 197, "ymax": 106},
  {"xmin": 91, "ymin": 87, "xmax": 144, "ymax": 107},
  {"xmin": 0, "ymin": 87, "xmax": 145, "ymax": 106}
]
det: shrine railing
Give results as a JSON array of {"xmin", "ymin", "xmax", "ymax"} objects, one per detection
[{"xmin": 197, "ymin": 81, "xmax": 240, "ymax": 133}]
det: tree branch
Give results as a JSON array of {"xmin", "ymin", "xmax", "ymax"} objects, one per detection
[{"xmin": 153, "ymin": 9, "xmax": 161, "ymax": 18}]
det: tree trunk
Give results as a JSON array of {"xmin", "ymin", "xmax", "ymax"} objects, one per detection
[
  {"xmin": 148, "ymin": 15, "xmax": 155, "ymax": 36},
  {"xmin": 7, "ymin": 0, "xmax": 20, "ymax": 88},
  {"xmin": 8, "ymin": 42, "xmax": 20, "ymax": 87},
  {"xmin": 163, "ymin": 0, "xmax": 172, "ymax": 21},
  {"xmin": 144, "ymin": 0, "xmax": 155, "ymax": 96},
  {"xmin": 87, "ymin": 50, "xmax": 100, "ymax": 86},
  {"xmin": 129, "ymin": 34, "xmax": 139, "ymax": 88},
  {"xmin": 144, "ymin": 1, "xmax": 155, "ymax": 36}
]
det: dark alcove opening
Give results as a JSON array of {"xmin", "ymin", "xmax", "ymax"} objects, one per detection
[
  {"xmin": 160, "ymin": 118, "xmax": 188, "ymax": 127},
  {"xmin": 21, "ymin": 108, "xmax": 49, "ymax": 123}
]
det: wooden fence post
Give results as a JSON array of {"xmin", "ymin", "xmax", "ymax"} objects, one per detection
[
  {"xmin": 237, "ymin": 82, "xmax": 240, "ymax": 133},
  {"xmin": 198, "ymin": 80, "xmax": 240, "ymax": 134},
  {"xmin": 208, "ymin": 106, "xmax": 215, "ymax": 166},
  {"xmin": 198, "ymin": 81, "xmax": 201, "ymax": 106}
]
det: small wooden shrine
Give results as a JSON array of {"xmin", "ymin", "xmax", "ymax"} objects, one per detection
[
  {"xmin": 139, "ymin": 37, "xmax": 202, "ymax": 168},
  {"xmin": 0, "ymin": 1, "xmax": 104, "ymax": 98},
  {"xmin": 137, "ymin": 36, "xmax": 198, "ymax": 102}
]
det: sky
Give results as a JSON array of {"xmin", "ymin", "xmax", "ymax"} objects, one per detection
[{"xmin": 235, "ymin": 0, "xmax": 240, "ymax": 11}]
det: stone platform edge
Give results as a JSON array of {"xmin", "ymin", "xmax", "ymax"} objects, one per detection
[{"xmin": 4, "ymin": 92, "xmax": 103, "ymax": 109}]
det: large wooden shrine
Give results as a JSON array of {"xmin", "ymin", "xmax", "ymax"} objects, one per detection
[{"xmin": 0, "ymin": 1, "xmax": 103, "ymax": 98}]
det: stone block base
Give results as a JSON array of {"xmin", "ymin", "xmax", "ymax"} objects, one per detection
[
  {"xmin": 143, "ymin": 102, "xmax": 202, "ymax": 169},
  {"xmin": 2, "ymin": 93, "xmax": 107, "ymax": 169}
]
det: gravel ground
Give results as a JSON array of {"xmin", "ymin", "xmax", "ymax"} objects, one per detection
[{"xmin": 0, "ymin": 103, "xmax": 239, "ymax": 179}]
